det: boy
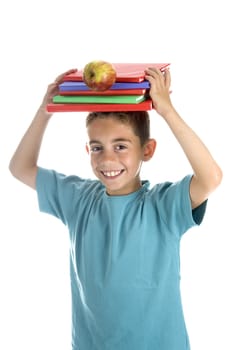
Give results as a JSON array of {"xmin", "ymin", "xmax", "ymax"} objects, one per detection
[{"xmin": 9, "ymin": 67, "xmax": 222, "ymax": 349}]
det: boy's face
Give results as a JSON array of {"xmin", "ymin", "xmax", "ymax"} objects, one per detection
[{"xmin": 86, "ymin": 117, "xmax": 153, "ymax": 196}]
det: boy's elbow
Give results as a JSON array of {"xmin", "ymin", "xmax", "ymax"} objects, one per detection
[
  {"xmin": 9, "ymin": 158, "xmax": 22, "ymax": 180},
  {"xmin": 8, "ymin": 161, "xmax": 22, "ymax": 183},
  {"xmin": 203, "ymin": 164, "xmax": 223, "ymax": 196},
  {"xmin": 8, "ymin": 160, "xmax": 37, "ymax": 190},
  {"xmin": 9, "ymin": 159, "xmax": 18, "ymax": 178},
  {"xmin": 212, "ymin": 164, "xmax": 223, "ymax": 189}
]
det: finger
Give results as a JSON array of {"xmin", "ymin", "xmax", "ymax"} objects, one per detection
[
  {"xmin": 145, "ymin": 68, "xmax": 156, "ymax": 79},
  {"xmin": 145, "ymin": 68, "xmax": 165, "ymax": 88},
  {"xmin": 144, "ymin": 73, "xmax": 153, "ymax": 82},
  {"xmin": 145, "ymin": 67, "xmax": 163, "ymax": 77},
  {"xmin": 47, "ymin": 82, "xmax": 59, "ymax": 91},
  {"xmin": 164, "ymin": 69, "xmax": 171, "ymax": 88},
  {"xmin": 44, "ymin": 82, "xmax": 60, "ymax": 101},
  {"xmin": 55, "ymin": 68, "xmax": 77, "ymax": 84}
]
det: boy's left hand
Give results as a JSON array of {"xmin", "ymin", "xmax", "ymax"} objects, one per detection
[{"xmin": 145, "ymin": 67, "xmax": 173, "ymax": 117}]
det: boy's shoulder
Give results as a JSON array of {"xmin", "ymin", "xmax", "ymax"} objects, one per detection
[
  {"xmin": 37, "ymin": 166, "xmax": 104, "ymax": 195},
  {"xmin": 146, "ymin": 175, "xmax": 192, "ymax": 197}
]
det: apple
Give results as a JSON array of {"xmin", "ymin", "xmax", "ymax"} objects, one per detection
[{"xmin": 82, "ymin": 60, "xmax": 117, "ymax": 91}]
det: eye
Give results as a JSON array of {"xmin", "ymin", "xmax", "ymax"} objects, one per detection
[
  {"xmin": 115, "ymin": 144, "xmax": 127, "ymax": 151},
  {"xmin": 90, "ymin": 145, "xmax": 103, "ymax": 153}
]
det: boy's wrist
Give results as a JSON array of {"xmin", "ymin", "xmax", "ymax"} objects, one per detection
[
  {"xmin": 160, "ymin": 106, "xmax": 177, "ymax": 121},
  {"xmin": 37, "ymin": 104, "xmax": 53, "ymax": 118}
]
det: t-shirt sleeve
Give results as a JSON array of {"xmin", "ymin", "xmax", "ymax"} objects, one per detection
[
  {"xmin": 154, "ymin": 175, "xmax": 207, "ymax": 237},
  {"xmin": 36, "ymin": 167, "xmax": 80, "ymax": 225},
  {"xmin": 192, "ymin": 200, "xmax": 207, "ymax": 225}
]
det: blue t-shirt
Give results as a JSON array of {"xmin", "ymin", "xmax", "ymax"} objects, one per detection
[{"xmin": 36, "ymin": 167, "xmax": 207, "ymax": 350}]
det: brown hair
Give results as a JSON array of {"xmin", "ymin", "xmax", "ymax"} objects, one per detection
[{"xmin": 86, "ymin": 111, "xmax": 150, "ymax": 146}]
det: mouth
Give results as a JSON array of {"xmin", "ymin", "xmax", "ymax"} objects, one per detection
[{"xmin": 101, "ymin": 169, "xmax": 125, "ymax": 179}]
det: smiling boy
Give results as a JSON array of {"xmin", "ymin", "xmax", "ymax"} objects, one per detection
[
  {"xmin": 9, "ymin": 67, "xmax": 222, "ymax": 349},
  {"xmin": 86, "ymin": 112, "xmax": 156, "ymax": 196}
]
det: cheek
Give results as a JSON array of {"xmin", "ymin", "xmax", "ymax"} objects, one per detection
[
  {"xmin": 90, "ymin": 154, "xmax": 99, "ymax": 170},
  {"xmin": 123, "ymin": 156, "xmax": 142, "ymax": 172},
  {"xmin": 90, "ymin": 156, "xmax": 95, "ymax": 166}
]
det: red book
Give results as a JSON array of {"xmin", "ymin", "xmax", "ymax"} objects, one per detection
[
  {"xmin": 62, "ymin": 63, "xmax": 170, "ymax": 83},
  {"xmin": 46, "ymin": 100, "xmax": 153, "ymax": 113}
]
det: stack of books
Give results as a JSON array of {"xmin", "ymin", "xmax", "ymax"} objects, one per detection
[{"xmin": 46, "ymin": 63, "xmax": 170, "ymax": 113}]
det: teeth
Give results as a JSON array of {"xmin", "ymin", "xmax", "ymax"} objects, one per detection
[{"xmin": 103, "ymin": 170, "xmax": 121, "ymax": 177}]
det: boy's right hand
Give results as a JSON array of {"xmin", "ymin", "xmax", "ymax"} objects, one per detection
[
  {"xmin": 9, "ymin": 68, "xmax": 78, "ymax": 189},
  {"xmin": 40, "ymin": 68, "xmax": 77, "ymax": 113}
]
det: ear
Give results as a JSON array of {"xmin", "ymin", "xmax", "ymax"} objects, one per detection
[
  {"xmin": 85, "ymin": 143, "xmax": 90, "ymax": 154},
  {"xmin": 142, "ymin": 138, "xmax": 156, "ymax": 161}
]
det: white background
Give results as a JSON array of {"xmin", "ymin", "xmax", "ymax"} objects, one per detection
[{"xmin": 1, "ymin": 0, "xmax": 232, "ymax": 349}]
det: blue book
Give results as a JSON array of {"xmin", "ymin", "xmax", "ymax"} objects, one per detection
[{"xmin": 59, "ymin": 81, "xmax": 150, "ymax": 92}]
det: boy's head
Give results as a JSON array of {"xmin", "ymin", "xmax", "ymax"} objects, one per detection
[
  {"xmin": 86, "ymin": 111, "xmax": 150, "ymax": 146},
  {"xmin": 85, "ymin": 111, "xmax": 156, "ymax": 196}
]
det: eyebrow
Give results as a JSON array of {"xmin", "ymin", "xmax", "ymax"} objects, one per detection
[{"xmin": 89, "ymin": 138, "xmax": 132, "ymax": 145}]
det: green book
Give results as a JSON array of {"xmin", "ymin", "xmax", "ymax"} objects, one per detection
[{"xmin": 53, "ymin": 94, "xmax": 146, "ymax": 104}]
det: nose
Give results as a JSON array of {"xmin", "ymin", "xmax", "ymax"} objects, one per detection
[{"xmin": 100, "ymin": 149, "xmax": 117, "ymax": 163}]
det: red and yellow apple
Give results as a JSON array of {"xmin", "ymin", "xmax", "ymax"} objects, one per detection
[{"xmin": 82, "ymin": 60, "xmax": 116, "ymax": 91}]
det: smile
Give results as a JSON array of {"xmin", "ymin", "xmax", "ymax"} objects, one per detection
[{"xmin": 101, "ymin": 170, "xmax": 124, "ymax": 178}]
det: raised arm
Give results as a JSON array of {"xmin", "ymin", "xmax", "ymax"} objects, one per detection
[
  {"xmin": 145, "ymin": 67, "xmax": 223, "ymax": 209},
  {"xmin": 9, "ymin": 69, "xmax": 77, "ymax": 189}
]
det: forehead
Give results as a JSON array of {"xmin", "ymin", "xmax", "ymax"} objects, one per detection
[
  {"xmin": 87, "ymin": 117, "xmax": 138, "ymax": 142},
  {"xmin": 87, "ymin": 117, "xmax": 133, "ymax": 133}
]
